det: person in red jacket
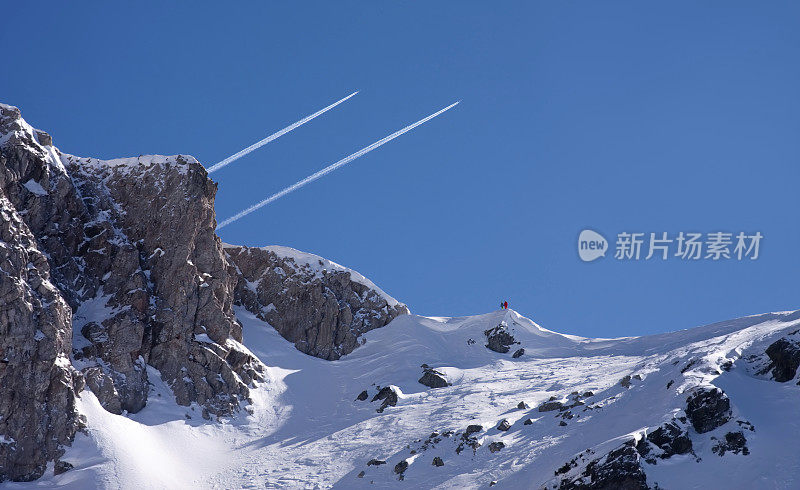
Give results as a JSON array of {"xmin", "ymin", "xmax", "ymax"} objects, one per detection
[{"xmin": 503, "ymin": 301, "xmax": 508, "ymax": 309}]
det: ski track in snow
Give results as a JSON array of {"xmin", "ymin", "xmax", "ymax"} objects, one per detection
[{"xmin": 4, "ymin": 309, "xmax": 800, "ymax": 489}]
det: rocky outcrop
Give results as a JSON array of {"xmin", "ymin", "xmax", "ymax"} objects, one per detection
[
  {"xmin": 762, "ymin": 336, "xmax": 800, "ymax": 382},
  {"xmin": 712, "ymin": 431, "xmax": 749, "ymax": 456},
  {"xmin": 225, "ymin": 245, "xmax": 408, "ymax": 360},
  {"xmin": 0, "ymin": 102, "xmax": 265, "ymax": 480},
  {"xmin": 635, "ymin": 421, "xmax": 693, "ymax": 464},
  {"xmin": 555, "ymin": 443, "xmax": 649, "ymax": 490},
  {"xmin": 685, "ymin": 387, "xmax": 731, "ymax": 434},
  {"xmin": 484, "ymin": 323, "xmax": 518, "ymax": 353}
]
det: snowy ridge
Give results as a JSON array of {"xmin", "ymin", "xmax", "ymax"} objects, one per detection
[{"xmin": 8, "ymin": 306, "xmax": 799, "ymax": 489}]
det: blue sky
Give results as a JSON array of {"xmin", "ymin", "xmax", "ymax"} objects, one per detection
[{"xmin": 3, "ymin": 2, "xmax": 798, "ymax": 338}]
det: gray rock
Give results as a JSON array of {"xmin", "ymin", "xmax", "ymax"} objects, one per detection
[
  {"xmin": 686, "ymin": 387, "xmax": 732, "ymax": 434},
  {"xmin": 496, "ymin": 419, "xmax": 511, "ymax": 431},
  {"xmin": 225, "ymin": 245, "xmax": 408, "ymax": 360},
  {"xmin": 53, "ymin": 461, "xmax": 73, "ymax": 476},
  {"xmin": 0, "ymin": 102, "xmax": 265, "ymax": 480},
  {"xmin": 556, "ymin": 443, "xmax": 649, "ymax": 490},
  {"xmin": 432, "ymin": 456, "xmax": 444, "ymax": 467},
  {"xmin": 371, "ymin": 386, "xmax": 399, "ymax": 413},
  {"xmin": 488, "ymin": 441, "xmax": 505, "ymax": 453},
  {"xmin": 763, "ymin": 337, "xmax": 800, "ymax": 382},
  {"xmin": 484, "ymin": 324, "xmax": 517, "ymax": 354},
  {"xmin": 355, "ymin": 390, "xmax": 369, "ymax": 401},
  {"xmin": 712, "ymin": 431, "xmax": 749, "ymax": 456},
  {"xmin": 419, "ymin": 367, "xmax": 450, "ymax": 388},
  {"xmin": 82, "ymin": 367, "xmax": 123, "ymax": 415},
  {"xmin": 512, "ymin": 348, "xmax": 525, "ymax": 358}
]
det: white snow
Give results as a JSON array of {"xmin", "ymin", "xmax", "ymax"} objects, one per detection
[
  {"xmin": 22, "ymin": 179, "xmax": 48, "ymax": 196},
  {"xmin": 5, "ymin": 307, "xmax": 800, "ymax": 488}
]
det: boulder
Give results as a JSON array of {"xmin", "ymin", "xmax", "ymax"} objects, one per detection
[
  {"xmin": 418, "ymin": 367, "xmax": 450, "ymax": 388},
  {"xmin": 488, "ymin": 441, "xmax": 505, "ymax": 453},
  {"xmin": 496, "ymin": 419, "xmax": 511, "ymax": 431},
  {"xmin": 484, "ymin": 324, "xmax": 518, "ymax": 354},
  {"xmin": 432, "ymin": 456, "xmax": 444, "ymax": 467}
]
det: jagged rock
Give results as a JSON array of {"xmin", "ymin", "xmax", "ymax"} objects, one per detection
[
  {"xmin": 763, "ymin": 337, "xmax": 800, "ymax": 382},
  {"xmin": 465, "ymin": 424, "xmax": 483, "ymax": 436},
  {"xmin": 53, "ymin": 461, "xmax": 73, "ymax": 476},
  {"xmin": 517, "ymin": 401, "xmax": 529, "ymax": 409},
  {"xmin": 488, "ymin": 441, "xmax": 505, "ymax": 453},
  {"xmin": 559, "ymin": 421, "xmax": 568, "ymax": 426},
  {"xmin": 367, "ymin": 459, "xmax": 386, "ymax": 466},
  {"xmin": 355, "ymin": 390, "xmax": 369, "ymax": 401},
  {"xmin": 419, "ymin": 367, "xmax": 450, "ymax": 388},
  {"xmin": 686, "ymin": 387, "xmax": 732, "ymax": 434},
  {"xmin": 484, "ymin": 324, "xmax": 518, "ymax": 353},
  {"xmin": 432, "ymin": 456, "xmax": 444, "ymax": 467},
  {"xmin": 556, "ymin": 443, "xmax": 648, "ymax": 490},
  {"xmin": 82, "ymin": 367, "xmax": 123, "ymax": 415},
  {"xmin": 357, "ymin": 470, "xmax": 365, "ymax": 478},
  {"xmin": 636, "ymin": 421, "xmax": 692, "ymax": 463},
  {"xmin": 497, "ymin": 419, "xmax": 511, "ymax": 431},
  {"xmin": 225, "ymin": 245, "xmax": 408, "ymax": 360},
  {"xmin": 523, "ymin": 418, "xmax": 533, "ymax": 425},
  {"xmin": 0, "ymin": 102, "xmax": 267, "ymax": 480},
  {"xmin": 394, "ymin": 460, "xmax": 409, "ymax": 475},
  {"xmin": 512, "ymin": 348, "xmax": 525, "ymax": 358},
  {"xmin": 538, "ymin": 400, "xmax": 564, "ymax": 412},
  {"xmin": 712, "ymin": 431, "xmax": 749, "ymax": 456},
  {"xmin": 371, "ymin": 386, "xmax": 399, "ymax": 413},
  {"xmin": 0, "ymin": 155, "xmax": 82, "ymax": 482},
  {"xmin": 620, "ymin": 375, "xmax": 632, "ymax": 388}
]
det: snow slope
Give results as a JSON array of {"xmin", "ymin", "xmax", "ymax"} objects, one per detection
[{"xmin": 4, "ymin": 308, "xmax": 800, "ymax": 489}]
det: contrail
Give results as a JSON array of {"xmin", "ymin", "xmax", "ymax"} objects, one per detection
[
  {"xmin": 217, "ymin": 100, "xmax": 460, "ymax": 229},
  {"xmin": 207, "ymin": 91, "xmax": 358, "ymax": 174}
]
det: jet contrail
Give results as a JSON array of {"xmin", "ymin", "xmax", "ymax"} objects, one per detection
[
  {"xmin": 217, "ymin": 100, "xmax": 460, "ymax": 229},
  {"xmin": 207, "ymin": 91, "xmax": 358, "ymax": 174}
]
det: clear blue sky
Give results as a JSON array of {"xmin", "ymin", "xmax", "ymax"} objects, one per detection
[{"xmin": 3, "ymin": 2, "xmax": 798, "ymax": 338}]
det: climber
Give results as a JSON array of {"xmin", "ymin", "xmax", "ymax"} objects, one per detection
[{"xmin": 503, "ymin": 301, "xmax": 508, "ymax": 309}]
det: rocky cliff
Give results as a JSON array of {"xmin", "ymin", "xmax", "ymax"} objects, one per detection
[
  {"xmin": 0, "ymin": 103, "xmax": 263, "ymax": 481},
  {"xmin": 225, "ymin": 245, "xmax": 409, "ymax": 360},
  {"xmin": 0, "ymin": 102, "xmax": 408, "ymax": 482}
]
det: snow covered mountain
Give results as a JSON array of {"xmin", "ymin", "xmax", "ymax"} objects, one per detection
[{"xmin": 2, "ymin": 102, "xmax": 799, "ymax": 488}]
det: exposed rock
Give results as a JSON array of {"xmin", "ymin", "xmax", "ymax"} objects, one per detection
[
  {"xmin": 538, "ymin": 400, "xmax": 564, "ymax": 412},
  {"xmin": 762, "ymin": 337, "xmax": 800, "ymax": 382},
  {"xmin": 685, "ymin": 387, "xmax": 732, "ymax": 434},
  {"xmin": 0, "ymin": 102, "xmax": 266, "ymax": 479},
  {"xmin": 496, "ymin": 419, "xmax": 511, "ymax": 431},
  {"xmin": 484, "ymin": 324, "xmax": 518, "ymax": 354},
  {"xmin": 559, "ymin": 421, "xmax": 568, "ymax": 427},
  {"xmin": 0, "ymin": 161, "xmax": 82, "ymax": 481},
  {"xmin": 465, "ymin": 424, "xmax": 483, "ymax": 436},
  {"xmin": 620, "ymin": 375, "xmax": 632, "ymax": 389},
  {"xmin": 225, "ymin": 245, "xmax": 408, "ymax": 360},
  {"xmin": 523, "ymin": 418, "xmax": 533, "ymax": 425},
  {"xmin": 53, "ymin": 461, "xmax": 73, "ymax": 476},
  {"xmin": 355, "ymin": 390, "xmax": 369, "ymax": 401},
  {"xmin": 357, "ymin": 470, "xmax": 365, "ymax": 478},
  {"xmin": 556, "ymin": 443, "xmax": 649, "ymax": 490},
  {"xmin": 512, "ymin": 348, "xmax": 525, "ymax": 358},
  {"xmin": 712, "ymin": 431, "xmax": 749, "ymax": 456},
  {"xmin": 371, "ymin": 386, "xmax": 399, "ymax": 413},
  {"xmin": 394, "ymin": 459, "xmax": 409, "ymax": 475},
  {"xmin": 82, "ymin": 367, "xmax": 123, "ymax": 415},
  {"xmin": 419, "ymin": 367, "xmax": 450, "ymax": 388},
  {"xmin": 635, "ymin": 421, "xmax": 692, "ymax": 463},
  {"xmin": 432, "ymin": 456, "xmax": 444, "ymax": 467},
  {"xmin": 517, "ymin": 401, "xmax": 529, "ymax": 409},
  {"xmin": 488, "ymin": 441, "xmax": 505, "ymax": 453},
  {"xmin": 367, "ymin": 459, "xmax": 386, "ymax": 466}
]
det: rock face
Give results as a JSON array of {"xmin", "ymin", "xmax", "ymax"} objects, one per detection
[
  {"xmin": 484, "ymin": 323, "xmax": 518, "ymax": 354},
  {"xmin": 0, "ymin": 187, "xmax": 82, "ymax": 482},
  {"xmin": 224, "ymin": 245, "xmax": 408, "ymax": 360},
  {"xmin": 0, "ymin": 102, "xmax": 264, "ymax": 480}
]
